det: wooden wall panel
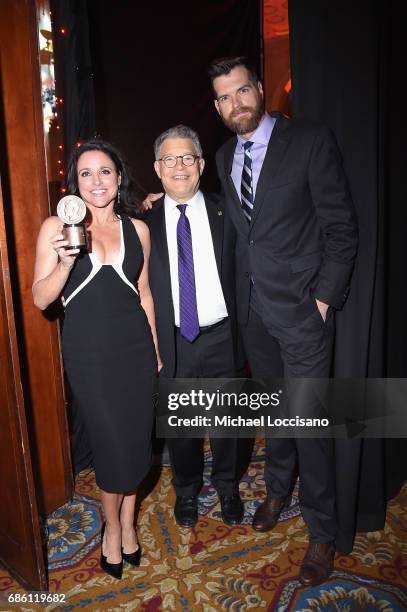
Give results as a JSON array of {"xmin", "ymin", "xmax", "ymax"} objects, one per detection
[
  {"xmin": 0, "ymin": 173, "xmax": 47, "ymax": 590},
  {"xmin": 0, "ymin": 0, "xmax": 72, "ymax": 514}
]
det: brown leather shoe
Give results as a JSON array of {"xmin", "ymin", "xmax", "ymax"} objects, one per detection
[
  {"xmin": 252, "ymin": 497, "xmax": 284, "ymax": 532},
  {"xmin": 299, "ymin": 541, "xmax": 336, "ymax": 587}
]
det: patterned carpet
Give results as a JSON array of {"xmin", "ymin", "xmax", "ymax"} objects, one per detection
[{"xmin": 1, "ymin": 438, "xmax": 407, "ymax": 611}]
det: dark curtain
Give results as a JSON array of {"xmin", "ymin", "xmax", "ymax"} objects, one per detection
[
  {"xmin": 51, "ymin": 0, "xmax": 96, "ymax": 158},
  {"xmin": 289, "ymin": 0, "xmax": 407, "ymax": 553},
  {"xmin": 51, "ymin": 0, "xmax": 97, "ymax": 474},
  {"xmin": 86, "ymin": 0, "xmax": 261, "ymax": 194},
  {"xmin": 53, "ymin": 0, "xmax": 261, "ymax": 473}
]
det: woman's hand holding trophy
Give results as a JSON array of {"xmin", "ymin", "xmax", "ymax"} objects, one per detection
[{"xmin": 51, "ymin": 195, "xmax": 88, "ymax": 269}]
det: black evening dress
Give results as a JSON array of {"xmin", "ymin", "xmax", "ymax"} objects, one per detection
[{"xmin": 61, "ymin": 215, "xmax": 156, "ymax": 492}]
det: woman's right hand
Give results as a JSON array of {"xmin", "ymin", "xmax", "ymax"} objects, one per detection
[{"xmin": 51, "ymin": 225, "xmax": 80, "ymax": 269}]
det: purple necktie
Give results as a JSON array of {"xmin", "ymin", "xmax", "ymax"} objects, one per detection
[
  {"xmin": 241, "ymin": 140, "xmax": 254, "ymax": 222},
  {"xmin": 177, "ymin": 204, "xmax": 200, "ymax": 342}
]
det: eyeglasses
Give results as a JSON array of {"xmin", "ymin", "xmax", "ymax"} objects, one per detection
[{"xmin": 158, "ymin": 154, "xmax": 200, "ymax": 168}]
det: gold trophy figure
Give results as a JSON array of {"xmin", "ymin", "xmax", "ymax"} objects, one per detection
[{"xmin": 57, "ymin": 195, "xmax": 88, "ymax": 250}]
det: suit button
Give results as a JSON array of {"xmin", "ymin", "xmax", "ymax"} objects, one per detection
[{"xmin": 249, "ymin": 240, "xmax": 254, "ymax": 245}]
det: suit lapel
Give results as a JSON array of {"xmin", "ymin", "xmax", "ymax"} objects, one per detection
[
  {"xmin": 148, "ymin": 199, "xmax": 168, "ymax": 261},
  {"xmin": 250, "ymin": 113, "xmax": 291, "ymax": 228},
  {"xmin": 147, "ymin": 199, "xmax": 173, "ymax": 309},
  {"xmin": 204, "ymin": 193, "xmax": 223, "ymax": 277}
]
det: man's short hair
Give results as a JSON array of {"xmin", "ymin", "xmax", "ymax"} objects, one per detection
[
  {"xmin": 208, "ymin": 56, "xmax": 259, "ymax": 94},
  {"xmin": 154, "ymin": 124, "xmax": 203, "ymax": 160}
]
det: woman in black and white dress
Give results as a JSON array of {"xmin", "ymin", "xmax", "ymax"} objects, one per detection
[{"xmin": 33, "ymin": 140, "xmax": 162, "ymax": 579}]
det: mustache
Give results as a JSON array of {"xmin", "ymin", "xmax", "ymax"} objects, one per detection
[{"xmin": 230, "ymin": 107, "xmax": 254, "ymax": 119}]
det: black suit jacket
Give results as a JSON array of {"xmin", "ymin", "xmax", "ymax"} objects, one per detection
[
  {"xmin": 216, "ymin": 111, "xmax": 358, "ymax": 328},
  {"xmin": 145, "ymin": 192, "xmax": 240, "ymax": 377}
]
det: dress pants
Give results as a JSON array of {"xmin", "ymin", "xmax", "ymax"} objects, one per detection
[
  {"xmin": 167, "ymin": 318, "xmax": 240, "ymax": 497},
  {"xmin": 241, "ymin": 292, "xmax": 337, "ymax": 543}
]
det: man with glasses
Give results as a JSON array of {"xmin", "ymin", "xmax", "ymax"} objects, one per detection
[{"xmin": 145, "ymin": 124, "xmax": 244, "ymax": 528}]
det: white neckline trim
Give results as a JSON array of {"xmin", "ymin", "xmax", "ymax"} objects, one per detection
[
  {"xmin": 63, "ymin": 259, "xmax": 103, "ymax": 307},
  {"xmin": 63, "ymin": 218, "xmax": 138, "ymax": 307},
  {"xmin": 88, "ymin": 218, "xmax": 125, "ymax": 266}
]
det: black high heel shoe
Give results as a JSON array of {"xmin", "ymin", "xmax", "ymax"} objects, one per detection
[
  {"xmin": 122, "ymin": 544, "xmax": 142, "ymax": 567},
  {"xmin": 100, "ymin": 522, "xmax": 123, "ymax": 579}
]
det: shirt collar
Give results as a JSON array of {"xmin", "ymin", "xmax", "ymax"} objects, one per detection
[
  {"xmin": 236, "ymin": 113, "xmax": 275, "ymax": 150},
  {"xmin": 164, "ymin": 189, "xmax": 202, "ymax": 212}
]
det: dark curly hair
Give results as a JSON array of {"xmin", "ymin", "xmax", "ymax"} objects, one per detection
[{"xmin": 65, "ymin": 139, "xmax": 142, "ymax": 217}]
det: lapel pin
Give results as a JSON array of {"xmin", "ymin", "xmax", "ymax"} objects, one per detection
[{"xmin": 218, "ymin": 210, "xmax": 223, "ymax": 216}]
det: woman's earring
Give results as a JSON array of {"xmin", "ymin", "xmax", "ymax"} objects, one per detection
[{"xmin": 117, "ymin": 188, "xmax": 121, "ymax": 204}]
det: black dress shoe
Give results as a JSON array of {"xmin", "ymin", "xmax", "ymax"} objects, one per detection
[
  {"xmin": 219, "ymin": 494, "xmax": 244, "ymax": 525},
  {"xmin": 100, "ymin": 522, "xmax": 123, "ymax": 579},
  {"xmin": 122, "ymin": 545, "xmax": 142, "ymax": 567},
  {"xmin": 174, "ymin": 495, "xmax": 198, "ymax": 527}
]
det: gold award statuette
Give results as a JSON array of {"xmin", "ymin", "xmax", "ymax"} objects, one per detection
[{"xmin": 57, "ymin": 195, "xmax": 88, "ymax": 250}]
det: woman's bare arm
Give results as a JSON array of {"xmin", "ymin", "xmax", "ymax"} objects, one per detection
[
  {"xmin": 132, "ymin": 218, "xmax": 163, "ymax": 371},
  {"xmin": 32, "ymin": 216, "xmax": 80, "ymax": 310}
]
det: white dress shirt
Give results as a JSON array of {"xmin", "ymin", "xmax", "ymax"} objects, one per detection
[{"xmin": 164, "ymin": 190, "xmax": 228, "ymax": 327}]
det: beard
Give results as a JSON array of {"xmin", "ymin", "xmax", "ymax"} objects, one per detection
[{"xmin": 221, "ymin": 95, "xmax": 265, "ymax": 135}]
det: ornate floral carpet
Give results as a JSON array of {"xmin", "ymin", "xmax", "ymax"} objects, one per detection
[{"xmin": 1, "ymin": 438, "xmax": 407, "ymax": 611}]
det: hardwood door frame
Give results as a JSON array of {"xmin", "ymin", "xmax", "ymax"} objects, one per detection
[
  {"xmin": 0, "ymin": 172, "xmax": 47, "ymax": 591},
  {"xmin": 0, "ymin": 0, "xmax": 73, "ymax": 516}
]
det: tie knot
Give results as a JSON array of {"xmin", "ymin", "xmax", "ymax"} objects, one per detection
[
  {"xmin": 243, "ymin": 140, "xmax": 253, "ymax": 152},
  {"xmin": 177, "ymin": 204, "xmax": 188, "ymax": 215}
]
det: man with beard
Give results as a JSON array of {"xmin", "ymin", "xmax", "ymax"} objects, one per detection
[{"xmin": 209, "ymin": 56, "xmax": 358, "ymax": 586}]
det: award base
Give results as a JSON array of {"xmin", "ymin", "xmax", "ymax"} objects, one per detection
[{"xmin": 62, "ymin": 224, "xmax": 88, "ymax": 250}]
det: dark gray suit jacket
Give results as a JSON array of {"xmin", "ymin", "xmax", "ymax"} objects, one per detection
[
  {"xmin": 216, "ymin": 111, "xmax": 358, "ymax": 328},
  {"xmin": 145, "ymin": 192, "xmax": 241, "ymax": 377}
]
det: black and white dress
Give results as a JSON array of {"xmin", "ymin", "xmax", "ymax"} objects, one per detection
[{"xmin": 61, "ymin": 215, "xmax": 156, "ymax": 492}]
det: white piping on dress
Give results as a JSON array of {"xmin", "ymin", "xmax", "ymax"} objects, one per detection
[
  {"xmin": 63, "ymin": 219, "xmax": 138, "ymax": 308},
  {"xmin": 63, "ymin": 258, "xmax": 103, "ymax": 307},
  {"xmin": 111, "ymin": 219, "xmax": 138, "ymax": 295}
]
